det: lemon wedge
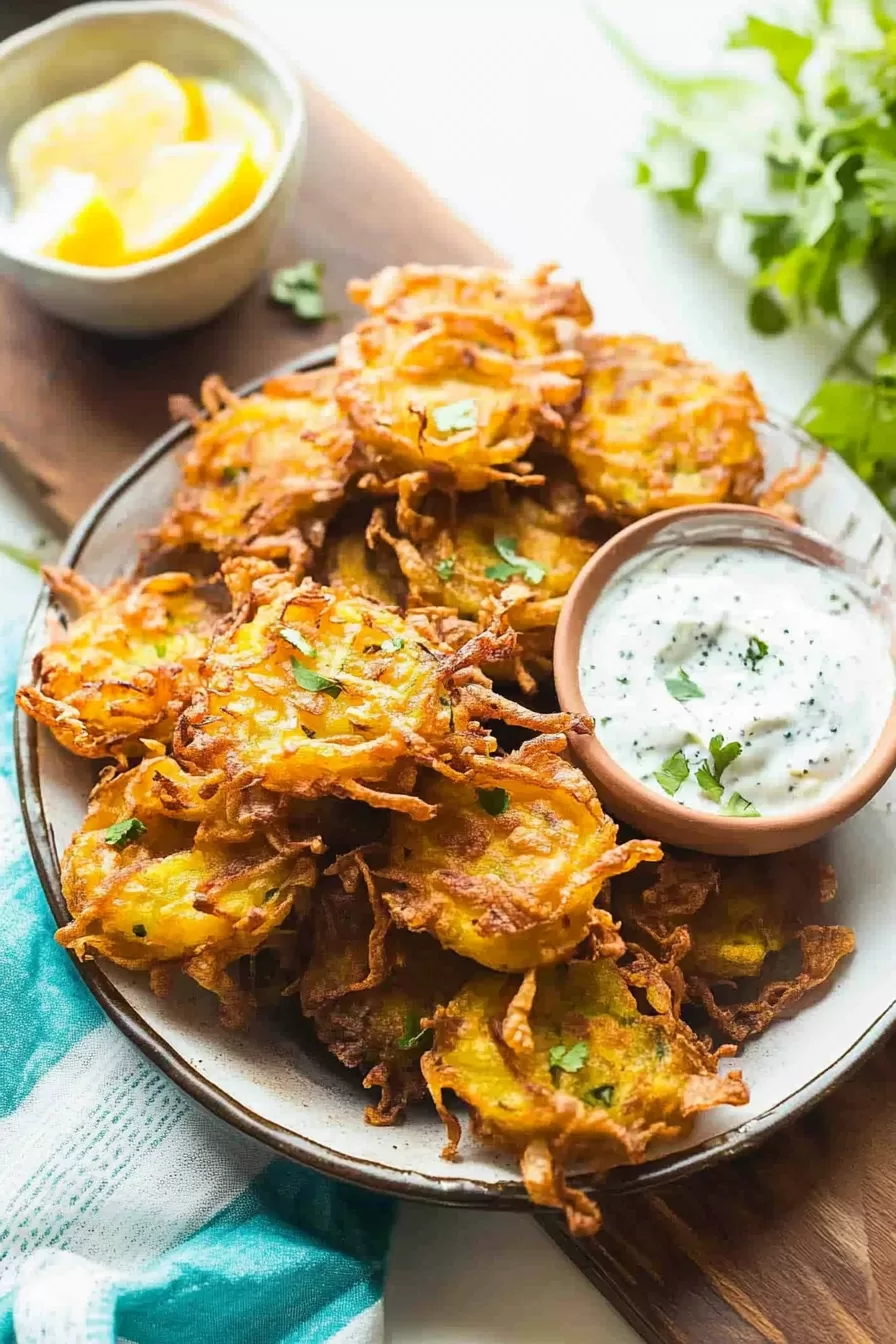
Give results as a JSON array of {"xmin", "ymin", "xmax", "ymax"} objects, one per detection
[
  {"xmin": 9, "ymin": 61, "xmax": 191, "ymax": 204},
  {"xmin": 120, "ymin": 140, "xmax": 264, "ymax": 262},
  {"xmin": 182, "ymin": 78, "xmax": 279, "ymax": 176},
  {"xmin": 11, "ymin": 169, "xmax": 124, "ymax": 266}
]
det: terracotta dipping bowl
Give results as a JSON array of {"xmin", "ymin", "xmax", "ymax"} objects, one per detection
[{"xmin": 554, "ymin": 503, "xmax": 896, "ymax": 857}]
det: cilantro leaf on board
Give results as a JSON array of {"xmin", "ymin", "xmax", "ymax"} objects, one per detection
[
  {"xmin": 270, "ymin": 259, "xmax": 327, "ymax": 322},
  {"xmin": 654, "ymin": 749, "xmax": 690, "ymax": 796},
  {"xmin": 664, "ymin": 667, "xmax": 705, "ymax": 702}
]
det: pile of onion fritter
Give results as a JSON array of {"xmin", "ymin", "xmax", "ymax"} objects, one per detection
[{"xmin": 18, "ymin": 262, "xmax": 852, "ymax": 1235}]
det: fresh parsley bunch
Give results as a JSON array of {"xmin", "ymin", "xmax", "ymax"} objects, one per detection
[{"xmin": 605, "ymin": 0, "xmax": 896, "ymax": 512}]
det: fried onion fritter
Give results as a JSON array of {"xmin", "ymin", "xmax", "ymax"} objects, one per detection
[
  {"xmin": 347, "ymin": 262, "xmax": 593, "ymax": 357},
  {"xmin": 618, "ymin": 849, "xmax": 854, "ymax": 1041},
  {"xmin": 369, "ymin": 489, "xmax": 596, "ymax": 634},
  {"xmin": 154, "ymin": 371, "xmax": 356, "ymax": 565},
  {"xmin": 300, "ymin": 852, "xmax": 468, "ymax": 1123},
  {"xmin": 17, "ymin": 567, "xmax": 217, "ymax": 761},
  {"xmin": 379, "ymin": 734, "xmax": 661, "ymax": 970},
  {"xmin": 337, "ymin": 314, "xmax": 582, "ymax": 493},
  {"xmin": 422, "ymin": 960, "xmax": 748, "ymax": 1235},
  {"xmin": 58, "ymin": 755, "xmax": 318, "ymax": 1026},
  {"xmin": 174, "ymin": 576, "xmax": 584, "ymax": 819},
  {"xmin": 323, "ymin": 526, "xmax": 402, "ymax": 605},
  {"xmin": 566, "ymin": 334, "xmax": 766, "ymax": 519}
]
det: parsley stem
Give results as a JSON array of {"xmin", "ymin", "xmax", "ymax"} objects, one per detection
[{"xmin": 819, "ymin": 298, "xmax": 886, "ymax": 388}]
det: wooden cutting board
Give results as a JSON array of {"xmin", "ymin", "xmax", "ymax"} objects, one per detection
[{"xmin": 4, "ymin": 6, "xmax": 896, "ymax": 1343}]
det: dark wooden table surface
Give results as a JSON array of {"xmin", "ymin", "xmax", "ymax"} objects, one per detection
[{"xmin": 3, "ymin": 5, "xmax": 896, "ymax": 1342}]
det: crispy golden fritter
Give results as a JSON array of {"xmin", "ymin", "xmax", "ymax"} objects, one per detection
[
  {"xmin": 566, "ymin": 334, "xmax": 765, "ymax": 519},
  {"xmin": 618, "ymin": 849, "xmax": 854, "ymax": 1041},
  {"xmin": 370, "ymin": 489, "xmax": 596, "ymax": 631},
  {"xmin": 323, "ymin": 525, "xmax": 402, "ymax": 605},
  {"xmin": 154, "ymin": 371, "xmax": 356, "ymax": 565},
  {"xmin": 337, "ymin": 314, "xmax": 582, "ymax": 493},
  {"xmin": 17, "ymin": 567, "xmax": 217, "ymax": 761},
  {"xmin": 379, "ymin": 734, "xmax": 661, "ymax": 970},
  {"xmin": 347, "ymin": 262, "xmax": 593, "ymax": 357},
  {"xmin": 58, "ymin": 755, "xmax": 318, "ymax": 1025},
  {"xmin": 174, "ymin": 573, "xmax": 584, "ymax": 819},
  {"xmin": 423, "ymin": 960, "xmax": 748, "ymax": 1235},
  {"xmin": 300, "ymin": 852, "xmax": 469, "ymax": 1123}
]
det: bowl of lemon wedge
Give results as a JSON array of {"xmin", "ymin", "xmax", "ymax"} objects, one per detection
[{"xmin": 0, "ymin": 1, "xmax": 305, "ymax": 334}]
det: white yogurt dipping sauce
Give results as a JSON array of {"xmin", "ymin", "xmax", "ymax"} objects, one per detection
[{"xmin": 579, "ymin": 543, "xmax": 895, "ymax": 817}]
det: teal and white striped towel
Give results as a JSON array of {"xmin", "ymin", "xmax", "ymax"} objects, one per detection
[{"xmin": 0, "ymin": 637, "xmax": 393, "ymax": 1344}]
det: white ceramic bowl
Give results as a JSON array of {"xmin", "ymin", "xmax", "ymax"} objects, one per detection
[
  {"xmin": 15, "ymin": 352, "xmax": 896, "ymax": 1209},
  {"xmin": 0, "ymin": 2, "xmax": 305, "ymax": 335}
]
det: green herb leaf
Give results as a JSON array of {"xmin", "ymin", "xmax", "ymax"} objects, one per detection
[
  {"xmin": 727, "ymin": 16, "xmax": 813, "ymax": 94},
  {"xmin": 722, "ymin": 792, "xmax": 761, "ymax": 817},
  {"xmin": 293, "ymin": 289, "xmax": 325, "ymax": 321},
  {"xmin": 654, "ymin": 750, "xmax": 690, "ymax": 796},
  {"xmin": 220, "ymin": 464, "xmax": 247, "ymax": 483},
  {"xmin": 397, "ymin": 1013, "xmax": 432, "ymax": 1050},
  {"xmin": 105, "ymin": 818, "xmax": 147, "ymax": 849},
  {"xmin": 548, "ymin": 1041, "xmax": 589, "ymax": 1075},
  {"xmin": 584, "ymin": 1083, "xmax": 615, "ymax": 1107},
  {"xmin": 271, "ymin": 260, "xmax": 327, "ymax": 322},
  {"xmin": 282, "ymin": 628, "xmax": 316, "ymax": 657},
  {"xmin": 664, "ymin": 667, "xmax": 705, "ymax": 702},
  {"xmin": 477, "ymin": 787, "xmax": 510, "ymax": 816},
  {"xmin": 291, "ymin": 658, "xmax": 342, "ymax": 698},
  {"xmin": 435, "ymin": 556, "xmax": 456, "ymax": 582},
  {"xmin": 132, "ymin": 923, "xmax": 147, "ymax": 938},
  {"xmin": 484, "ymin": 535, "xmax": 546, "ymax": 586},
  {"xmin": 0, "ymin": 540, "xmax": 43, "ymax": 573},
  {"xmin": 745, "ymin": 634, "xmax": 769, "ymax": 670},
  {"xmin": 154, "ymin": 642, "xmax": 167, "ymax": 658},
  {"xmin": 431, "ymin": 398, "xmax": 478, "ymax": 434},
  {"xmin": 695, "ymin": 762, "xmax": 724, "ymax": 803},
  {"xmin": 748, "ymin": 288, "xmax": 790, "ymax": 335},
  {"xmin": 380, "ymin": 636, "xmax": 404, "ymax": 653},
  {"xmin": 696, "ymin": 734, "xmax": 742, "ymax": 802}
]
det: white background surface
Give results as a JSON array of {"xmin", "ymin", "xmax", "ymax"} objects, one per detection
[{"xmin": 1, "ymin": 2, "xmax": 843, "ymax": 1340}]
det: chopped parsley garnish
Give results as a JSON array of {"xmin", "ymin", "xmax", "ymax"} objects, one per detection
[
  {"xmin": 220, "ymin": 465, "xmax": 247, "ymax": 483},
  {"xmin": 397, "ymin": 1013, "xmax": 432, "ymax": 1050},
  {"xmin": 105, "ymin": 818, "xmax": 147, "ymax": 849},
  {"xmin": 664, "ymin": 667, "xmax": 705, "ymax": 702},
  {"xmin": 477, "ymin": 787, "xmax": 510, "ymax": 816},
  {"xmin": 584, "ymin": 1083, "xmax": 615, "ymax": 1107},
  {"xmin": 270, "ymin": 259, "xmax": 327, "ymax": 321},
  {"xmin": 722, "ymin": 792, "xmax": 761, "ymax": 817},
  {"xmin": 435, "ymin": 556, "xmax": 456, "ymax": 582},
  {"xmin": 484, "ymin": 535, "xmax": 546, "ymax": 585},
  {"xmin": 431, "ymin": 398, "xmax": 478, "ymax": 434},
  {"xmin": 654, "ymin": 749, "xmax": 689, "ymax": 796},
  {"xmin": 380, "ymin": 636, "xmax": 405, "ymax": 653},
  {"xmin": 745, "ymin": 635, "xmax": 769, "ymax": 671},
  {"xmin": 548, "ymin": 1041, "xmax": 589, "ymax": 1075},
  {"xmin": 696, "ymin": 734, "xmax": 742, "ymax": 803},
  {"xmin": 291, "ymin": 658, "xmax": 342, "ymax": 698},
  {"xmin": 282, "ymin": 628, "xmax": 316, "ymax": 658},
  {"xmin": 154, "ymin": 642, "xmax": 167, "ymax": 658}
]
